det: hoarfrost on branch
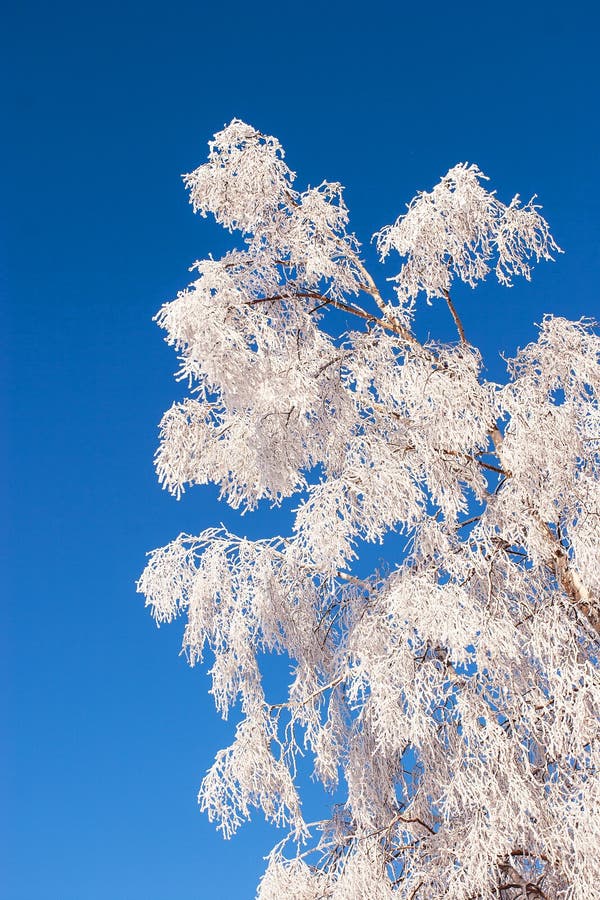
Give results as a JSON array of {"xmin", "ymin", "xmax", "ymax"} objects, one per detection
[{"xmin": 138, "ymin": 120, "xmax": 600, "ymax": 899}]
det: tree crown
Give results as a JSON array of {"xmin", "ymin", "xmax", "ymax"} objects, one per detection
[{"xmin": 138, "ymin": 120, "xmax": 599, "ymax": 900}]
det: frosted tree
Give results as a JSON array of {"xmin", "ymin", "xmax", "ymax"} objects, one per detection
[{"xmin": 138, "ymin": 120, "xmax": 600, "ymax": 899}]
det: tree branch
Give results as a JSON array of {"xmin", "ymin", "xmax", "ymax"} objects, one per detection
[
  {"xmin": 443, "ymin": 289, "xmax": 468, "ymax": 344},
  {"xmin": 245, "ymin": 290, "xmax": 417, "ymax": 343}
]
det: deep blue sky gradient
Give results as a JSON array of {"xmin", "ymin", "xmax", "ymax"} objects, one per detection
[{"xmin": 3, "ymin": 1, "xmax": 599, "ymax": 897}]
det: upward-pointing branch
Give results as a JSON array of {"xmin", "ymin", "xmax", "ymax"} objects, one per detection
[{"xmin": 443, "ymin": 289, "xmax": 468, "ymax": 344}]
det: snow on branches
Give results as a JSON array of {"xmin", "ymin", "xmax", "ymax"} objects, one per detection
[
  {"xmin": 139, "ymin": 120, "xmax": 600, "ymax": 899},
  {"xmin": 375, "ymin": 162, "xmax": 560, "ymax": 305}
]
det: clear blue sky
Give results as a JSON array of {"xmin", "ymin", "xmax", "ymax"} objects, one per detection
[{"xmin": 3, "ymin": 1, "xmax": 599, "ymax": 897}]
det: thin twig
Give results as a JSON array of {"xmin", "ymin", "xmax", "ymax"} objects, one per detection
[{"xmin": 268, "ymin": 675, "xmax": 345, "ymax": 712}]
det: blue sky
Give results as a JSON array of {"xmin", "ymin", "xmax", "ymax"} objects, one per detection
[{"xmin": 3, "ymin": 1, "xmax": 599, "ymax": 897}]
